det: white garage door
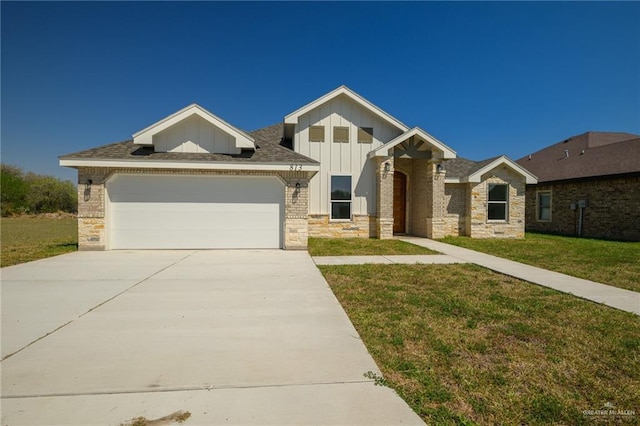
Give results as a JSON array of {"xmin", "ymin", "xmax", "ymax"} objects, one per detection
[{"xmin": 107, "ymin": 174, "xmax": 283, "ymax": 249}]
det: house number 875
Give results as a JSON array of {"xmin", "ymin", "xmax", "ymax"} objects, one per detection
[{"xmin": 289, "ymin": 164, "xmax": 303, "ymax": 171}]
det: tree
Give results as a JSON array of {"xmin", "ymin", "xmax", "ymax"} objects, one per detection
[
  {"xmin": 1, "ymin": 164, "xmax": 29, "ymax": 215},
  {"xmin": 0, "ymin": 164, "xmax": 77, "ymax": 216}
]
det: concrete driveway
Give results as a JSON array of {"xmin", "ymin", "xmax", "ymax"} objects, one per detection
[{"xmin": 1, "ymin": 250, "xmax": 423, "ymax": 425}]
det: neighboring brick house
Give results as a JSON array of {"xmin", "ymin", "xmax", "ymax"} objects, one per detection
[
  {"xmin": 516, "ymin": 132, "xmax": 640, "ymax": 241},
  {"xmin": 60, "ymin": 86, "xmax": 536, "ymax": 250}
]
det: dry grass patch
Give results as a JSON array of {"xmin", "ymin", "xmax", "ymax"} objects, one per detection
[
  {"xmin": 308, "ymin": 237, "xmax": 437, "ymax": 256},
  {"xmin": 320, "ymin": 264, "xmax": 640, "ymax": 425},
  {"xmin": 441, "ymin": 233, "xmax": 640, "ymax": 292},
  {"xmin": 1, "ymin": 217, "xmax": 77, "ymax": 267}
]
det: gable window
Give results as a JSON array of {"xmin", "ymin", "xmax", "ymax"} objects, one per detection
[
  {"xmin": 358, "ymin": 127, "xmax": 373, "ymax": 143},
  {"xmin": 333, "ymin": 126, "xmax": 349, "ymax": 143},
  {"xmin": 537, "ymin": 191, "xmax": 552, "ymax": 222},
  {"xmin": 309, "ymin": 126, "xmax": 325, "ymax": 142},
  {"xmin": 330, "ymin": 175, "xmax": 352, "ymax": 220},
  {"xmin": 487, "ymin": 184, "xmax": 508, "ymax": 221}
]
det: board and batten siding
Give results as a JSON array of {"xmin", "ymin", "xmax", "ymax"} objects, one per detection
[
  {"xmin": 154, "ymin": 115, "xmax": 239, "ymax": 154},
  {"xmin": 293, "ymin": 95, "xmax": 404, "ymax": 216}
]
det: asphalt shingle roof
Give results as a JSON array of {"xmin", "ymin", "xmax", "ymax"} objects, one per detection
[
  {"xmin": 444, "ymin": 156, "xmax": 500, "ymax": 179},
  {"xmin": 59, "ymin": 123, "xmax": 318, "ymax": 165},
  {"xmin": 515, "ymin": 132, "xmax": 640, "ymax": 183}
]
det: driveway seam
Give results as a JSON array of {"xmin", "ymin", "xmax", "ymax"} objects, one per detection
[
  {"xmin": 1, "ymin": 251, "xmax": 196, "ymax": 362},
  {"xmin": 2, "ymin": 380, "xmax": 377, "ymax": 399}
]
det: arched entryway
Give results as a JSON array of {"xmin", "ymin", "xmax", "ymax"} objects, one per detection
[{"xmin": 393, "ymin": 171, "xmax": 407, "ymax": 234}]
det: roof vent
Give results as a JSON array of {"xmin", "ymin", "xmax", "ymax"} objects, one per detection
[
  {"xmin": 564, "ymin": 149, "xmax": 569, "ymax": 158},
  {"xmin": 580, "ymin": 150, "xmax": 585, "ymax": 155}
]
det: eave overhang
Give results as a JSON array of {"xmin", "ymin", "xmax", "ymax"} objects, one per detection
[{"xmin": 59, "ymin": 158, "xmax": 319, "ymax": 172}]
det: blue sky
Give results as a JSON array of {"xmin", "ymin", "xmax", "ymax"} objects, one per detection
[{"xmin": 2, "ymin": 1, "xmax": 639, "ymax": 182}]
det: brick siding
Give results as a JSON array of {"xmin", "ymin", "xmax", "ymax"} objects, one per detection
[
  {"xmin": 75, "ymin": 167, "xmax": 313, "ymax": 250},
  {"xmin": 525, "ymin": 175, "xmax": 640, "ymax": 241}
]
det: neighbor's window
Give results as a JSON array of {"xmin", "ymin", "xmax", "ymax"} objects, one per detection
[
  {"xmin": 487, "ymin": 184, "xmax": 508, "ymax": 221},
  {"xmin": 309, "ymin": 126, "xmax": 325, "ymax": 142},
  {"xmin": 358, "ymin": 127, "xmax": 373, "ymax": 143},
  {"xmin": 330, "ymin": 175, "xmax": 352, "ymax": 220},
  {"xmin": 333, "ymin": 126, "xmax": 349, "ymax": 143},
  {"xmin": 537, "ymin": 191, "xmax": 552, "ymax": 222}
]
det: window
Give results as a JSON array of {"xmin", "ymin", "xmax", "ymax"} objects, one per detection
[
  {"xmin": 333, "ymin": 126, "xmax": 349, "ymax": 143},
  {"xmin": 487, "ymin": 184, "xmax": 508, "ymax": 221},
  {"xmin": 537, "ymin": 191, "xmax": 552, "ymax": 222},
  {"xmin": 358, "ymin": 127, "xmax": 373, "ymax": 143},
  {"xmin": 330, "ymin": 175, "xmax": 352, "ymax": 220},
  {"xmin": 309, "ymin": 126, "xmax": 325, "ymax": 142}
]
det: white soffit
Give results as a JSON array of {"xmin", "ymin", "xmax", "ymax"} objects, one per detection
[
  {"xmin": 133, "ymin": 104, "xmax": 255, "ymax": 149},
  {"xmin": 59, "ymin": 158, "xmax": 319, "ymax": 172},
  {"xmin": 369, "ymin": 127, "xmax": 457, "ymax": 159},
  {"xmin": 465, "ymin": 156, "xmax": 538, "ymax": 184},
  {"xmin": 284, "ymin": 86, "xmax": 409, "ymax": 132}
]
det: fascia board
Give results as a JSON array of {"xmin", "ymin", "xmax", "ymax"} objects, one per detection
[
  {"xmin": 284, "ymin": 86, "xmax": 409, "ymax": 132},
  {"xmin": 59, "ymin": 158, "xmax": 319, "ymax": 172}
]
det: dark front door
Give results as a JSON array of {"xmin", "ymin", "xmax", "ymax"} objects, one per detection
[{"xmin": 393, "ymin": 172, "xmax": 406, "ymax": 234}]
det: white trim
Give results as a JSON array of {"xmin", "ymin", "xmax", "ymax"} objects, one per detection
[
  {"xmin": 369, "ymin": 127, "xmax": 457, "ymax": 159},
  {"xmin": 133, "ymin": 104, "xmax": 255, "ymax": 149},
  {"xmin": 60, "ymin": 158, "xmax": 319, "ymax": 172},
  {"xmin": 465, "ymin": 156, "xmax": 538, "ymax": 184},
  {"xmin": 284, "ymin": 86, "xmax": 409, "ymax": 132}
]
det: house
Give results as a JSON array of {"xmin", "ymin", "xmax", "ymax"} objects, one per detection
[
  {"xmin": 60, "ymin": 86, "xmax": 536, "ymax": 250},
  {"xmin": 516, "ymin": 132, "xmax": 640, "ymax": 241}
]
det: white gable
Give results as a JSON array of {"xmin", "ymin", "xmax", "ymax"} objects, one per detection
[
  {"xmin": 284, "ymin": 86, "xmax": 408, "ymax": 132},
  {"xmin": 369, "ymin": 127, "xmax": 457, "ymax": 160},
  {"xmin": 133, "ymin": 104, "xmax": 255, "ymax": 154}
]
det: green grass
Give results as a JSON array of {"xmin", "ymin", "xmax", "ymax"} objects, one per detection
[
  {"xmin": 308, "ymin": 237, "xmax": 438, "ymax": 256},
  {"xmin": 320, "ymin": 263, "xmax": 640, "ymax": 426},
  {"xmin": 1, "ymin": 217, "xmax": 78, "ymax": 267},
  {"xmin": 440, "ymin": 233, "xmax": 640, "ymax": 292}
]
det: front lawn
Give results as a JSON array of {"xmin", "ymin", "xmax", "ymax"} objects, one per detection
[
  {"xmin": 1, "ymin": 217, "xmax": 78, "ymax": 267},
  {"xmin": 321, "ymin": 263, "xmax": 640, "ymax": 425},
  {"xmin": 441, "ymin": 233, "xmax": 640, "ymax": 292},
  {"xmin": 308, "ymin": 237, "xmax": 438, "ymax": 256}
]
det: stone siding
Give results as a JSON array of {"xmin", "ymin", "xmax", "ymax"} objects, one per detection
[
  {"xmin": 467, "ymin": 168, "xmax": 526, "ymax": 239},
  {"xmin": 525, "ymin": 175, "xmax": 640, "ymax": 241},
  {"xmin": 443, "ymin": 183, "xmax": 467, "ymax": 236},
  {"xmin": 75, "ymin": 167, "xmax": 314, "ymax": 250},
  {"xmin": 307, "ymin": 214, "xmax": 376, "ymax": 238}
]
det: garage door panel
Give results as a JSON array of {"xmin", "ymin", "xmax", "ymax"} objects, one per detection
[{"xmin": 108, "ymin": 174, "xmax": 283, "ymax": 249}]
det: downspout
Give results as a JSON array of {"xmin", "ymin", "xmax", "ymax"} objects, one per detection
[
  {"xmin": 577, "ymin": 199, "xmax": 587, "ymax": 237},
  {"xmin": 577, "ymin": 205, "xmax": 584, "ymax": 237}
]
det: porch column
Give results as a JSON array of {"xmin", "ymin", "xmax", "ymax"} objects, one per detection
[
  {"xmin": 426, "ymin": 160, "xmax": 446, "ymax": 239},
  {"xmin": 375, "ymin": 157, "xmax": 394, "ymax": 239}
]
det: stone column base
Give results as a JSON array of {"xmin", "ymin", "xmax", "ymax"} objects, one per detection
[
  {"xmin": 377, "ymin": 218, "xmax": 394, "ymax": 239},
  {"xmin": 426, "ymin": 218, "xmax": 446, "ymax": 240},
  {"xmin": 284, "ymin": 218, "xmax": 308, "ymax": 249}
]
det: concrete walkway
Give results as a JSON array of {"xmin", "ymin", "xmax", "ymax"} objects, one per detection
[
  {"xmin": 312, "ymin": 238, "xmax": 639, "ymax": 315},
  {"xmin": 401, "ymin": 237, "xmax": 640, "ymax": 315},
  {"xmin": 314, "ymin": 254, "xmax": 466, "ymax": 265}
]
